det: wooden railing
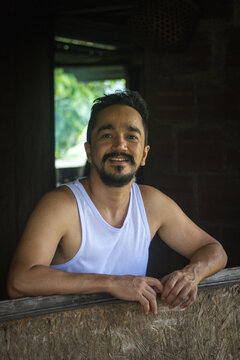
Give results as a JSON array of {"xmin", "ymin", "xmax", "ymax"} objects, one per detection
[{"xmin": 0, "ymin": 267, "xmax": 239, "ymax": 359}]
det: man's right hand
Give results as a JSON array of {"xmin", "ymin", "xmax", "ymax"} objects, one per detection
[{"xmin": 108, "ymin": 275, "xmax": 163, "ymax": 315}]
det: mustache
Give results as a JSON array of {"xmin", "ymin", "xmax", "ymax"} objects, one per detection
[{"xmin": 102, "ymin": 152, "xmax": 136, "ymax": 165}]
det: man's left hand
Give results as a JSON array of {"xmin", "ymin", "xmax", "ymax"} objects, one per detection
[{"xmin": 159, "ymin": 267, "xmax": 198, "ymax": 309}]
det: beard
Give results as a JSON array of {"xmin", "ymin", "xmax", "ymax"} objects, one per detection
[
  {"xmin": 93, "ymin": 152, "xmax": 138, "ymax": 187},
  {"xmin": 98, "ymin": 167, "xmax": 136, "ymax": 187}
]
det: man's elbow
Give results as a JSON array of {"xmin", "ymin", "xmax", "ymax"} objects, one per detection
[
  {"xmin": 7, "ymin": 272, "xmax": 27, "ymax": 299},
  {"xmin": 221, "ymin": 247, "xmax": 228, "ymax": 269},
  {"xmin": 213, "ymin": 241, "xmax": 228, "ymax": 269}
]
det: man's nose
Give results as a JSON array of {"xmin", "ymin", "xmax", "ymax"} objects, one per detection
[{"xmin": 112, "ymin": 134, "xmax": 127, "ymax": 150}]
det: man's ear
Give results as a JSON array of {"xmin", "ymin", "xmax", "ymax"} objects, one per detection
[
  {"xmin": 140, "ymin": 145, "xmax": 150, "ymax": 166},
  {"xmin": 84, "ymin": 142, "xmax": 92, "ymax": 163}
]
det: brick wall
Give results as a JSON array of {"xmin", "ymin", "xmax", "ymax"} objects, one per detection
[{"xmin": 143, "ymin": 1, "xmax": 240, "ymax": 267}]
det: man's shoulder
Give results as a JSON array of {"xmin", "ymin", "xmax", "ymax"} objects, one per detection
[
  {"xmin": 36, "ymin": 185, "xmax": 76, "ymax": 215},
  {"xmin": 138, "ymin": 184, "xmax": 165, "ymax": 199},
  {"xmin": 42, "ymin": 184, "xmax": 74, "ymax": 200},
  {"xmin": 138, "ymin": 184, "xmax": 174, "ymax": 213}
]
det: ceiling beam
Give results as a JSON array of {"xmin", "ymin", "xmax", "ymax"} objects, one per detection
[
  {"xmin": 55, "ymin": 1, "xmax": 139, "ymax": 16},
  {"xmin": 55, "ymin": 18, "xmax": 133, "ymax": 46}
]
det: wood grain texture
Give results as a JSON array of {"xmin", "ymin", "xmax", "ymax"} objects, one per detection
[{"xmin": 0, "ymin": 284, "xmax": 239, "ymax": 360}]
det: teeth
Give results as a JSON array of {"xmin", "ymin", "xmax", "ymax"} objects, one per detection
[{"xmin": 110, "ymin": 158, "xmax": 127, "ymax": 161}]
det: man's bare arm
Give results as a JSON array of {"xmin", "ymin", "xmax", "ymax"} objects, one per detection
[
  {"xmin": 141, "ymin": 185, "xmax": 228, "ymax": 308},
  {"xmin": 7, "ymin": 189, "xmax": 162, "ymax": 314},
  {"xmin": 8, "ymin": 262, "xmax": 162, "ymax": 315},
  {"xmin": 159, "ymin": 197, "xmax": 227, "ymax": 308}
]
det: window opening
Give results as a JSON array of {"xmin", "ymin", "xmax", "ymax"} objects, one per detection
[{"xmin": 54, "ymin": 67, "xmax": 126, "ymax": 185}]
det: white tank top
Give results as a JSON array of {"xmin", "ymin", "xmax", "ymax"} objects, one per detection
[{"xmin": 50, "ymin": 178, "xmax": 151, "ymax": 276}]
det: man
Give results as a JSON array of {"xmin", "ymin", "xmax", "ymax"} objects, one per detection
[{"xmin": 7, "ymin": 90, "xmax": 227, "ymax": 315}]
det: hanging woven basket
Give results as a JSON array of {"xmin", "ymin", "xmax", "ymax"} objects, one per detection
[{"xmin": 129, "ymin": 0, "xmax": 201, "ymax": 47}]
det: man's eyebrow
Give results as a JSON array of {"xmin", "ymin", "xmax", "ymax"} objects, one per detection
[
  {"xmin": 97, "ymin": 124, "xmax": 115, "ymax": 135},
  {"xmin": 96, "ymin": 124, "xmax": 142, "ymax": 137},
  {"xmin": 126, "ymin": 126, "xmax": 142, "ymax": 136}
]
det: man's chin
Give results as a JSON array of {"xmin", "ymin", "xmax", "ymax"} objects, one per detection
[{"xmin": 99, "ymin": 171, "xmax": 135, "ymax": 187}]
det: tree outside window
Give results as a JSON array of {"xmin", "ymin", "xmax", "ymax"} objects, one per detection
[{"xmin": 54, "ymin": 68, "xmax": 126, "ymax": 169}]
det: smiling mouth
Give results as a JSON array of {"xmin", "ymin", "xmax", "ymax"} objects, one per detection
[
  {"xmin": 102, "ymin": 152, "xmax": 136, "ymax": 165},
  {"xmin": 109, "ymin": 157, "xmax": 129, "ymax": 163}
]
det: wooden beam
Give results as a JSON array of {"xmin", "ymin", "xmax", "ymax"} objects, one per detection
[
  {"xmin": 1, "ymin": 267, "xmax": 239, "ymax": 323},
  {"xmin": 56, "ymin": 2, "xmax": 139, "ymax": 16},
  {"xmin": 55, "ymin": 18, "xmax": 132, "ymax": 46}
]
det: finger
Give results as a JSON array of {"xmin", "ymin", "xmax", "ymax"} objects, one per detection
[
  {"xmin": 138, "ymin": 295, "xmax": 150, "ymax": 315},
  {"xmin": 163, "ymin": 278, "xmax": 186, "ymax": 306},
  {"xmin": 168, "ymin": 285, "xmax": 190, "ymax": 308},
  {"xmin": 180, "ymin": 289, "xmax": 197, "ymax": 308},
  {"xmin": 148, "ymin": 286, "xmax": 158, "ymax": 297},
  {"xmin": 160, "ymin": 274, "xmax": 170, "ymax": 285},
  {"xmin": 161, "ymin": 275, "xmax": 179, "ymax": 300},
  {"xmin": 143, "ymin": 288, "xmax": 158, "ymax": 315},
  {"xmin": 180, "ymin": 297, "xmax": 192, "ymax": 308},
  {"xmin": 145, "ymin": 277, "xmax": 163, "ymax": 293}
]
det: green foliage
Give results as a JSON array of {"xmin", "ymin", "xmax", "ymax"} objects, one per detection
[{"xmin": 54, "ymin": 68, "xmax": 126, "ymax": 161}]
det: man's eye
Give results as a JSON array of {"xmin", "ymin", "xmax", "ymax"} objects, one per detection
[
  {"xmin": 102, "ymin": 134, "xmax": 112, "ymax": 138},
  {"xmin": 128, "ymin": 135, "xmax": 138, "ymax": 140}
]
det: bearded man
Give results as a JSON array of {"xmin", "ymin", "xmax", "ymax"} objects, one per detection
[{"xmin": 7, "ymin": 90, "xmax": 227, "ymax": 314}]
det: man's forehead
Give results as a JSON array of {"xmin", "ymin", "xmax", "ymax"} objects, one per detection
[{"xmin": 95, "ymin": 105, "xmax": 143, "ymax": 128}]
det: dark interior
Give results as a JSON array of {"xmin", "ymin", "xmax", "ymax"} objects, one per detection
[{"xmin": 1, "ymin": 0, "xmax": 239, "ymax": 300}]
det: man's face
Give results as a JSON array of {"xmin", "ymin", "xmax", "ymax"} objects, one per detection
[{"xmin": 85, "ymin": 105, "xmax": 150, "ymax": 187}]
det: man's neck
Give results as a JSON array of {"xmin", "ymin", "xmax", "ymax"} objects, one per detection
[{"xmin": 81, "ymin": 172, "xmax": 133, "ymax": 228}]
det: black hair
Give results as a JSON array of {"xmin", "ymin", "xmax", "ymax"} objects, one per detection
[{"xmin": 86, "ymin": 90, "xmax": 149, "ymax": 145}]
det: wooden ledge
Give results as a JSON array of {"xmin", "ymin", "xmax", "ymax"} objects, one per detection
[
  {"xmin": 0, "ymin": 267, "xmax": 239, "ymax": 323},
  {"xmin": 198, "ymin": 266, "xmax": 240, "ymax": 288}
]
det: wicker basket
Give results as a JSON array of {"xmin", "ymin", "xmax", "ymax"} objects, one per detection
[{"xmin": 129, "ymin": 0, "xmax": 201, "ymax": 47}]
